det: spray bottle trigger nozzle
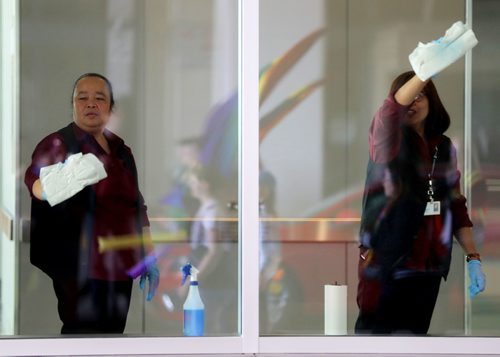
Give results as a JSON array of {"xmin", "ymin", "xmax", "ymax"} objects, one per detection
[{"xmin": 181, "ymin": 263, "xmax": 192, "ymax": 286}]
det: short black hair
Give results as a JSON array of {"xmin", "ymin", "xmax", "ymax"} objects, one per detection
[{"xmin": 71, "ymin": 72, "xmax": 115, "ymax": 110}]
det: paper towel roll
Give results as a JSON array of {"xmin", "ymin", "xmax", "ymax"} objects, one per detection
[{"xmin": 324, "ymin": 284, "xmax": 347, "ymax": 335}]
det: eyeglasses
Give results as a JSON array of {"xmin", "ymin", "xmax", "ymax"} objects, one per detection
[{"xmin": 413, "ymin": 92, "xmax": 426, "ymax": 102}]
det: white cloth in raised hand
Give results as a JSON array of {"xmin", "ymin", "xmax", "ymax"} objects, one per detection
[
  {"xmin": 40, "ymin": 152, "xmax": 107, "ymax": 206},
  {"xmin": 409, "ymin": 21, "xmax": 478, "ymax": 81}
]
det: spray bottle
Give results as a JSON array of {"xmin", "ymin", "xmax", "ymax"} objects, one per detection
[{"xmin": 181, "ymin": 263, "xmax": 205, "ymax": 336}]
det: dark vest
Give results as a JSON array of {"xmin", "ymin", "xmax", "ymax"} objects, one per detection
[
  {"xmin": 359, "ymin": 131, "xmax": 455, "ymax": 277},
  {"xmin": 29, "ymin": 123, "xmax": 141, "ymax": 281}
]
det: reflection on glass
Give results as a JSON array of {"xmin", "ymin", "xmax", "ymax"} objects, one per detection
[
  {"xmin": 18, "ymin": 0, "xmax": 238, "ymax": 337},
  {"xmin": 259, "ymin": 168, "xmax": 284, "ymax": 334},
  {"xmin": 470, "ymin": 0, "xmax": 500, "ymax": 337},
  {"xmin": 259, "ymin": 0, "xmax": 498, "ymax": 337},
  {"xmin": 258, "ymin": 20, "xmax": 337, "ymax": 334},
  {"xmin": 159, "ymin": 166, "xmax": 238, "ymax": 335}
]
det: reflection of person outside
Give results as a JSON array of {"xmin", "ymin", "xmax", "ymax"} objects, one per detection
[
  {"xmin": 161, "ymin": 137, "xmax": 201, "ymax": 234},
  {"xmin": 259, "ymin": 169, "xmax": 281, "ymax": 288},
  {"xmin": 180, "ymin": 165, "xmax": 236, "ymax": 334},
  {"xmin": 355, "ymin": 65, "xmax": 486, "ymax": 334},
  {"xmin": 357, "ymin": 162, "xmax": 427, "ymax": 332},
  {"xmin": 259, "ymin": 169, "xmax": 285, "ymax": 333},
  {"xmin": 185, "ymin": 166, "xmax": 221, "ymax": 280},
  {"xmin": 25, "ymin": 73, "xmax": 158, "ymax": 334}
]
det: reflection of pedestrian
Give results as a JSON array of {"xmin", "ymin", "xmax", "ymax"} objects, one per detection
[
  {"xmin": 182, "ymin": 166, "xmax": 237, "ymax": 335},
  {"xmin": 25, "ymin": 73, "xmax": 158, "ymax": 334},
  {"xmin": 259, "ymin": 169, "xmax": 281, "ymax": 287},
  {"xmin": 186, "ymin": 166, "xmax": 220, "ymax": 275},
  {"xmin": 161, "ymin": 137, "xmax": 201, "ymax": 233},
  {"xmin": 355, "ymin": 69, "xmax": 485, "ymax": 335},
  {"xmin": 362, "ymin": 164, "xmax": 425, "ymax": 281},
  {"xmin": 258, "ymin": 169, "xmax": 283, "ymax": 333}
]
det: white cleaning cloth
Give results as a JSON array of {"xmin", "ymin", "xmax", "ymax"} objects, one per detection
[
  {"xmin": 409, "ymin": 21, "xmax": 478, "ymax": 81},
  {"xmin": 40, "ymin": 152, "xmax": 107, "ymax": 206}
]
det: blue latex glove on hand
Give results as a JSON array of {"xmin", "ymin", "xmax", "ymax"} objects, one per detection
[
  {"xmin": 140, "ymin": 263, "xmax": 160, "ymax": 301},
  {"xmin": 467, "ymin": 260, "xmax": 486, "ymax": 298}
]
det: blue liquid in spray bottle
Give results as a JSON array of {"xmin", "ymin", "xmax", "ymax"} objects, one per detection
[{"xmin": 181, "ymin": 263, "xmax": 205, "ymax": 336}]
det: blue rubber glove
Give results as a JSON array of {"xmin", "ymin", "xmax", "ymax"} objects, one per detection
[
  {"xmin": 140, "ymin": 262, "xmax": 160, "ymax": 301},
  {"xmin": 467, "ymin": 260, "xmax": 486, "ymax": 298}
]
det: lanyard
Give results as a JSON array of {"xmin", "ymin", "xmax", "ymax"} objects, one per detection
[{"xmin": 427, "ymin": 146, "xmax": 438, "ymax": 202}]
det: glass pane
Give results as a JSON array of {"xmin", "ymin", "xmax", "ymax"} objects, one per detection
[
  {"xmin": 259, "ymin": 0, "xmax": 492, "ymax": 336},
  {"xmin": 470, "ymin": 0, "xmax": 500, "ymax": 337},
  {"xmin": 18, "ymin": 0, "xmax": 238, "ymax": 337}
]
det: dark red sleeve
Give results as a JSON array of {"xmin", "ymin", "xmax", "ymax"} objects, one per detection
[
  {"xmin": 447, "ymin": 142, "xmax": 473, "ymax": 231},
  {"xmin": 24, "ymin": 133, "xmax": 68, "ymax": 197},
  {"xmin": 369, "ymin": 95, "xmax": 409, "ymax": 163}
]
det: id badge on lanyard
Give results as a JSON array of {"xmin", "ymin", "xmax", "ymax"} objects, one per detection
[
  {"xmin": 424, "ymin": 146, "xmax": 441, "ymax": 216},
  {"xmin": 424, "ymin": 201, "xmax": 441, "ymax": 216}
]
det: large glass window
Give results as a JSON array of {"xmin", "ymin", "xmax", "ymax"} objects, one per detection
[
  {"xmin": 17, "ymin": 0, "xmax": 239, "ymax": 337},
  {"xmin": 258, "ymin": 0, "xmax": 497, "ymax": 337},
  {"xmin": 2, "ymin": 0, "xmax": 500, "ymax": 355}
]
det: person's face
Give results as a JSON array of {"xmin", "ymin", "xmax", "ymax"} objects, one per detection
[
  {"xmin": 404, "ymin": 91, "xmax": 429, "ymax": 132},
  {"xmin": 72, "ymin": 76, "xmax": 112, "ymax": 134},
  {"xmin": 177, "ymin": 144, "xmax": 200, "ymax": 169},
  {"xmin": 188, "ymin": 174, "xmax": 209, "ymax": 199}
]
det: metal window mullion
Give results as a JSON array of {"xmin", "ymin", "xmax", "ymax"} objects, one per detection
[
  {"xmin": 464, "ymin": 0, "xmax": 473, "ymax": 336},
  {"xmin": 239, "ymin": 0, "xmax": 260, "ymax": 353}
]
